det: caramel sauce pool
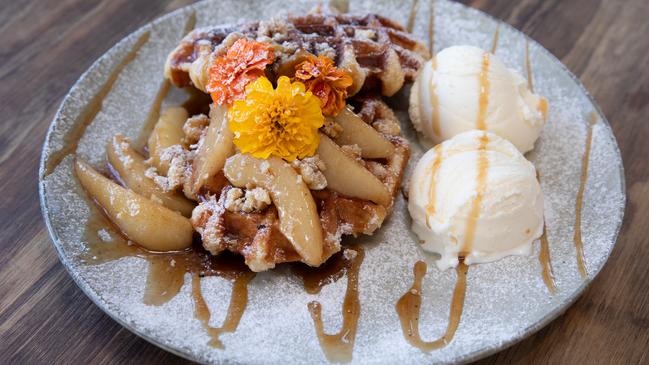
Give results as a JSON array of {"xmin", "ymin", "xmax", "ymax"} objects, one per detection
[
  {"xmin": 396, "ymin": 260, "xmax": 469, "ymax": 351},
  {"xmin": 293, "ymin": 247, "xmax": 365, "ymax": 363},
  {"xmin": 81, "ymin": 193, "xmax": 255, "ymax": 347}
]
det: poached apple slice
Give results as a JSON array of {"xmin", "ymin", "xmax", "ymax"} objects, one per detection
[
  {"xmin": 107, "ymin": 134, "xmax": 194, "ymax": 217},
  {"xmin": 333, "ymin": 106, "xmax": 395, "ymax": 158},
  {"xmin": 148, "ymin": 106, "xmax": 188, "ymax": 175},
  {"xmin": 189, "ymin": 104, "xmax": 234, "ymax": 196},
  {"xmin": 223, "ymin": 154, "xmax": 324, "ymax": 266},
  {"xmin": 75, "ymin": 159, "xmax": 193, "ymax": 252},
  {"xmin": 317, "ymin": 134, "xmax": 391, "ymax": 206}
]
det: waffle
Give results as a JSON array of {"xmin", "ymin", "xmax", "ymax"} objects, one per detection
[
  {"xmin": 191, "ymin": 96, "xmax": 410, "ymax": 272},
  {"xmin": 165, "ymin": 12, "xmax": 429, "ymax": 97}
]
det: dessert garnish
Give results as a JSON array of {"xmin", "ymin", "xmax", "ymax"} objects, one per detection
[
  {"xmin": 408, "ymin": 130, "xmax": 544, "ymax": 269},
  {"xmin": 206, "ymin": 38, "xmax": 275, "ymax": 106},
  {"xmin": 409, "ymin": 45, "xmax": 549, "ymax": 153},
  {"xmin": 293, "ymin": 54, "xmax": 353, "ymax": 116},
  {"xmin": 228, "ymin": 76, "xmax": 324, "ymax": 160}
]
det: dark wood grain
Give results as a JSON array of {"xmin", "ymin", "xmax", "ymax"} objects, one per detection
[{"xmin": 0, "ymin": 0, "xmax": 647, "ymax": 364}]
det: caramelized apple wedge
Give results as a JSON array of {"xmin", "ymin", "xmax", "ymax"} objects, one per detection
[
  {"xmin": 148, "ymin": 107, "xmax": 188, "ymax": 175},
  {"xmin": 107, "ymin": 134, "xmax": 194, "ymax": 217},
  {"xmin": 190, "ymin": 104, "xmax": 235, "ymax": 195},
  {"xmin": 223, "ymin": 154, "xmax": 324, "ymax": 266},
  {"xmin": 333, "ymin": 107, "xmax": 395, "ymax": 158},
  {"xmin": 75, "ymin": 159, "xmax": 193, "ymax": 251},
  {"xmin": 317, "ymin": 134, "xmax": 391, "ymax": 206}
]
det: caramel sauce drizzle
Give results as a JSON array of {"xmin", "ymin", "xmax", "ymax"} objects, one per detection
[
  {"xmin": 573, "ymin": 113, "xmax": 598, "ymax": 278},
  {"xmin": 538, "ymin": 97, "xmax": 549, "ymax": 120},
  {"xmin": 428, "ymin": 0, "xmax": 435, "ymax": 54},
  {"xmin": 407, "ymin": 0, "xmax": 420, "ymax": 33},
  {"xmin": 429, "ymin": 57, "xmax": 441, "ymax": 137},
  {"xmin": 192, "ymin": 271, "xmax": 256, "ymax": 348},
  {"xmin": 396, "ymin": 260, "xmax": 469, "ymax": 351},
  {"xmin": 536, "ymin": 172, "xmax": 557, "ymax": 293},
  {"xmin": 134, "ymin": 12, "xmax": 196, "ymax": 152},
  {"xmin": 525, "ymin": 40, "xmax": 534, "ymax": 93},
  {"xmin": 301, "ymin": 247, "xmax": 365, "ymax": 363},
  {"xmin": 44, "ymin": 31, "xmax": 150, "ymax": 176},
  {"xmin": 476, "ymin": 53, "xmax": 491, "ymax": 131},
  {"xmin": 461, "ymin": 133, "xmax": 489, "ymax": 255},
  {"xmin": 134, "ymin": 79, "xmax": 171, "ymax": 152},
  {"xmin": 425, "ymin": 144, "xmax": 443, "ymax": 228},
  {"xmin": 524, "ymin": 40, "xmax": 549, "ymax": 120},
  {"xmin": 490, "ymin": 24, "xmax": 500, "ymax": 54},
  {"xmin": 183, "ymin": 11, "xmax": 197, "ymax": 34},
  {"xmin": 330, "ymin": 0, "xmax": 350, "ymax": 13},
  {"xmin": 539, "ymin": 222, "xmax": 557, "ymax": 293}
]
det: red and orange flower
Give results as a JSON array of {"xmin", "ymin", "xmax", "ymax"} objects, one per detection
[
  {"xmin": 293, "ymin": 55, "xmax": 353, "ymax": 116},
  {"xmin": 206, "ymin": 38, "xmax": 275, "ymax": 106}
]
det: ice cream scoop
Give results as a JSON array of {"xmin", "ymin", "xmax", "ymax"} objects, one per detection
[
  {"xmin": 409, "ymin": 45, "xmax": 548, "ymax": 153},
  {"xmin": 408, "ymin": 130, "xmax": 544, "ymax": 270}
]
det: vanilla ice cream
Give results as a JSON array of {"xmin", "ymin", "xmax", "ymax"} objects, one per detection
[
  {"xmin": 409, "ymin": 45, "xmax": 548, "ymax": 153},
  {"xmin": 408, "ymin": 130, "xmax": 544, "ymax": 270}
]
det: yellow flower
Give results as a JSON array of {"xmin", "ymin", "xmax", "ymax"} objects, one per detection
[{"xmin": 228, "ymin": 76, "xmax": 324, "ymax": 161}]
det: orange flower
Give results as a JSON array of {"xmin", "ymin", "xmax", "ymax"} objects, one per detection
[
  {"xmin": 207, "ymin": 39, "xmax": 274, "ymax": 106},
  {"xmin": 293, "ymin": 55, "xmax": 353, "ymax": 116}
]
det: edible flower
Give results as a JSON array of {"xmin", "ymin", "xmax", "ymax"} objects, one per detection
[
  {"xmin": 293, "ymin": 54, "xmax": 353, "ymax": 116},
  {"xmin": 207, "ymin": 38, "xmax": 274, "ymax": 106},
  {"xmin": 228, "ymin": 76, "xmax": 324, "ymax": 161}
]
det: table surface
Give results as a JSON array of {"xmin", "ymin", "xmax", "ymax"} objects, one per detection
[{"xmin": 1, "ymin": 0, "xmax": 648, "ymax": 363}]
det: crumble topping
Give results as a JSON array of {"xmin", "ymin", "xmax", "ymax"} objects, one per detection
[
  {"xmin": 291, "ymin": 155, "xmax": 327, "ymax": 190},
  {"xmin": 366, "ymin": 161, "xmax": 389, "ymax": 181},
  {"xmin": 372, "ymin": 118, "xmax": 401, "ymax": 136},
  {"xmin": 354, "ymin": 29, "xmax": 376, "ymax": 40},
  {"xmin": 183, "ymin": 114, "xmax": 209, "ymax": 145},
  {"xmin": 145, "ymin": 145, "xmax": 193, "ymax": 192},
  {"xmin": 314, "ymin": 42, "xmax": 336, "ymax": 59},
  {"xmin": 322, "ymin": 117, "xmax": 343, "ymax": 138},
  {"xmin": 191, "ymin": 196, "xmax": 226, "ymax": 255},
  {"xmin": 343, "ymin": 248, "xmax": 358, "ymax": 261},
  {"xmin": 257, "ymin": 18, "xmax": 291, "ymax": 41},
  {"xmin": 224, "ymin": 187, "xmax": 271, "ymax": 213},
  {"xmin": 340, "ymin": 144, "xmax": 362, "ymax": 161}
]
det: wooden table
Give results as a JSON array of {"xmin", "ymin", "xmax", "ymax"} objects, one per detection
[{"xmin": 1, "ymin": 0, "xmax": 647, "ymax": 363}]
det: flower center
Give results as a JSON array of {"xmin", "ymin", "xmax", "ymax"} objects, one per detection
[{"xmin": 265, "ymin": 100, "xmax": 293, "ymax": 135}]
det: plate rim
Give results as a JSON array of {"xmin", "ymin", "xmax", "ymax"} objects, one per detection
[{"xmin": 38, "ymin": 1, "xmax": 627, "ymax": 364}]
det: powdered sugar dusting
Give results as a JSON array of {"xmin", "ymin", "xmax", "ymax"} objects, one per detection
[{"xmin": 40, "ymin": 0, "xmax": 624, "ymax": 364}]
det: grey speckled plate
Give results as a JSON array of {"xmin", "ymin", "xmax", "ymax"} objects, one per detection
[{"xmin": 39, "ymin": 0, "xmax": 625, "ymax": 364}]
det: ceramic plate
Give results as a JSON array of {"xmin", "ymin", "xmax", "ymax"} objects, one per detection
[{"xmin": 39, "ymin": 0, "xmax": 625, "ymax": 364}]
